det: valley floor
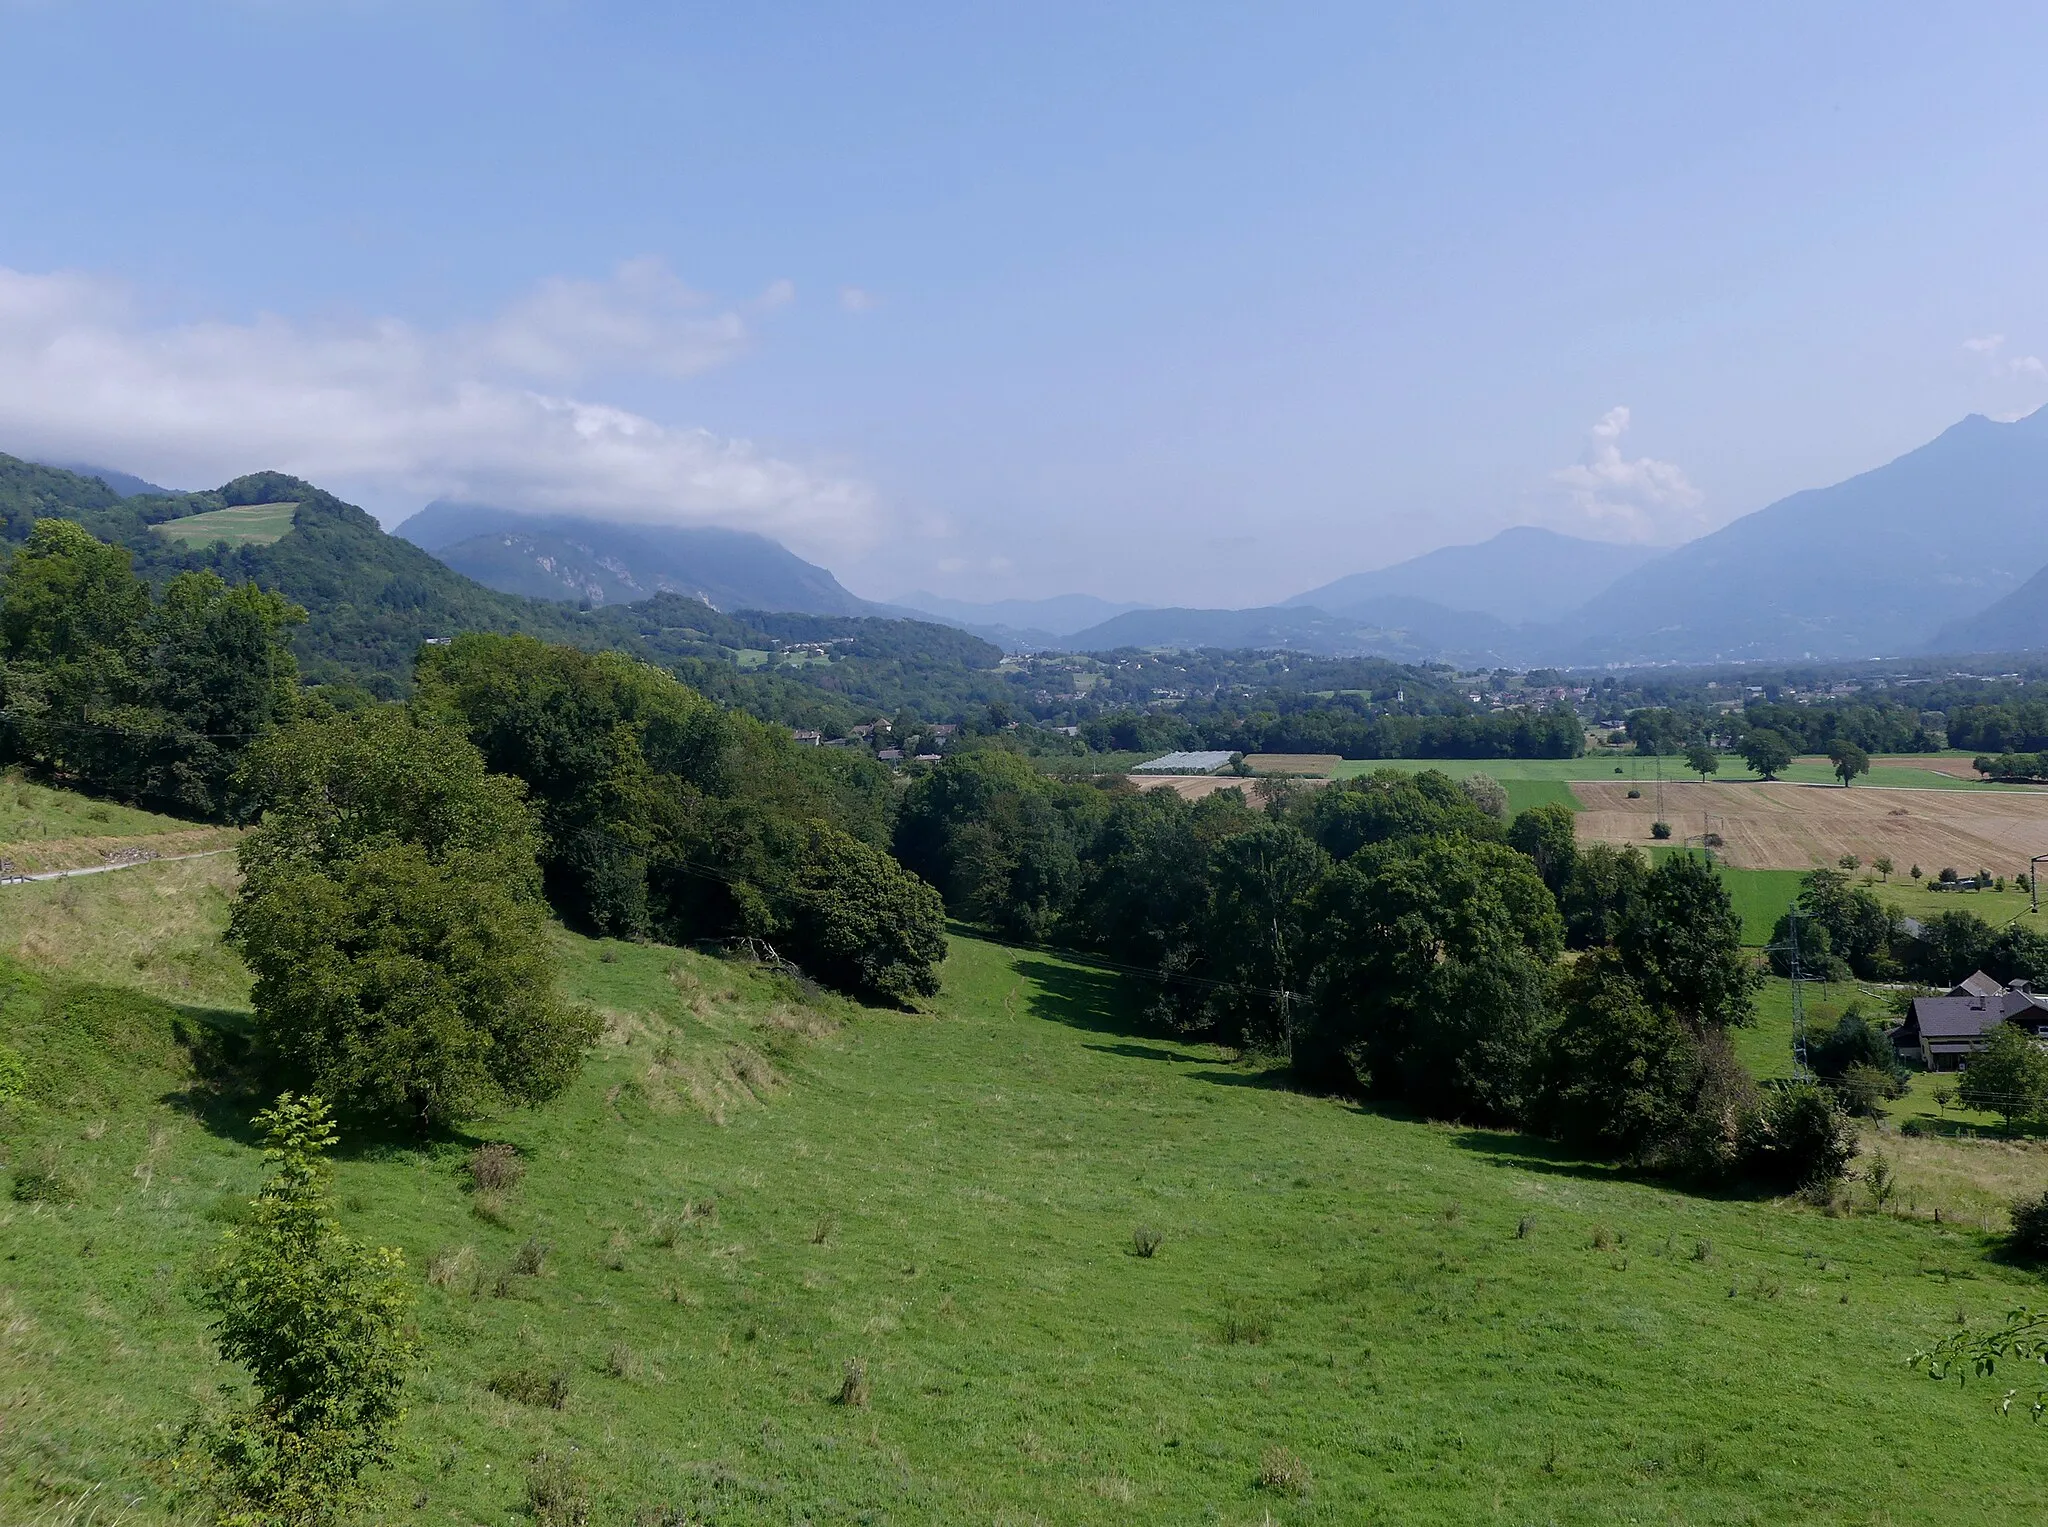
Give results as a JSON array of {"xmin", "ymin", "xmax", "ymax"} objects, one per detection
[{"xmin": 4, "ymin": 803, "xmax": 2048, "ymax": 1523}]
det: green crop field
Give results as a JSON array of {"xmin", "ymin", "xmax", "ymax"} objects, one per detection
[
  {"xmin": 7, "ymin": 787, "xmax": 2048, "ymax": 1523},
  {"xmin": 151, "ymin": 500, "xmax": 299, "ymax": 549}
]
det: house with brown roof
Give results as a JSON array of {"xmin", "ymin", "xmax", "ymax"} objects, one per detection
[{"xmin": 1892, "ymin": 971, "xmax": 2048, "ymax": 1070}]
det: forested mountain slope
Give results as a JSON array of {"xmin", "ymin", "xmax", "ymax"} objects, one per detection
[
  {"xmin": 0, "ymin": 457, "xmax": 1005, "ymax": 710},
  {"xmin": 396, "ymin": 500, "xmax": 881, "ymax": 616}
]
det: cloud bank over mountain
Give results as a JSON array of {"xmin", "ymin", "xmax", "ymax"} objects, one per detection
[{"xmin": 0, "ymin": 262, "xmax": 875, "ymax": 552}]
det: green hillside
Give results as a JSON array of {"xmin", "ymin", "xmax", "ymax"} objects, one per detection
[
  {"xmin": 0, "ymin": 456, "xmax": 1005, "ymax": 711},
  {"xmin": 4, "ymin": 786, "xmax": 2048, "ymax": 1524}
]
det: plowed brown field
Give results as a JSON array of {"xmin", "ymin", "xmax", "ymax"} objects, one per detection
[{"xmin": 1574, "ymin": 778, "xmax": 2048, "ymax": 872}]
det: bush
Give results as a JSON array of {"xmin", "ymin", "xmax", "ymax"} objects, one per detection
[
  {"xmin": 2008, "ymin": 1191, "xmax": 2048, "ymax": 1262},
  {"xmin": 1257, "ymin": 1446, "xmax": 1312, "ymax": 1498},
  {"xmin": 488, "ymin": 1367, "xmax": 569, "ymax": 1409},
  {"xmin": 1650, "ymin": 820, "xmax": 1672, "ymax": 840},
  {"xmin": 195, "ymin": 1096, "xmax": 416, "ymax": 1525},
  {"xmin": 1742, "ymin": 1082, "xmax": 1857, "ymax": 1191},
  {"xmin": 1130, "ymin": 1225, "xmax": 1163, "ymax": 1258},
  {"xmin": 1836, "ymin": 1062, "xmax": 1902, "ymax": 1118},
  {"xmin": 834, "ymin": 1358, "xmax": 870, "ymax": 1407},
  {"xmin": 465, "ymin": 1142, "xmax": 525, "ymax": 1194},
  {"xmin": 526, "ymin": 1452, "xmax": 591, "ymax": 1527}
]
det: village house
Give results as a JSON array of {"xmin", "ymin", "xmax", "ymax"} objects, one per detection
[{"xmin": 1891, "ymin": 971, "xmax": 2048, "ymax": 1070}]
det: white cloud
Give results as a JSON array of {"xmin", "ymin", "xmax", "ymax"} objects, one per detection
[
  {"xmin": 0, "ymin": 262, "xmax": 875, "ymax": 550},
  {"xmin": 1550, "ymin": 405, "xmax": 1704, "ymax": 542},
  {"xmin": 839, "ymin": 285, "xmax": 878, "ymax": 313},
  {"xmin": 1961, "ymin": 332, "xmax": 2046, "ymax": 381}
]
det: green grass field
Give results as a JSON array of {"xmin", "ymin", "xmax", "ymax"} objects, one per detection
[
  {"xmin": 8, "ymin": 789, "xmax": 2048, "ymax": 1523},
  {"xmin": 151, "ymin": 501, "xmax": 299, "ymax": 549}
]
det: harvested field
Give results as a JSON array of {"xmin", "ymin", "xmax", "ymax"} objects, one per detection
[
  {"xmin": 1576, "ymin": 778, "xmax": 2048, "ymax": 872},
  {"xmin": 1241, "ymin": 752, "xmax": 1343, "ymax": 775},
  {"xmin": 1125, "ymin": 773, "xmax": 1331, "ymax": 803}
]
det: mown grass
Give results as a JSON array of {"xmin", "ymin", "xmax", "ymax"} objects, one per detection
[
  {"xmin": 6, "ymin": 790, "xmax": 2048, "ymax": 1522},
  {"xmin": 150, "ymin": 501, "xmax": 298, "ymax": 549}
]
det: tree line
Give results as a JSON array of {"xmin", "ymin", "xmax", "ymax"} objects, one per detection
[{"xmin": 895, "ymin": 757, "xmax": 1852, "ymax": 1188}]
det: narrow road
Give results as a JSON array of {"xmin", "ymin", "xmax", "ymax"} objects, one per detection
[{"xmin": 0, "ymin": 847, "xmax": 234, "ymax": 886}]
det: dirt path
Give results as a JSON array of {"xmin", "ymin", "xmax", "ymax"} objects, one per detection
[{"xmin": 0, "ymin": 847, "xmax": 234, "ymax": 886}]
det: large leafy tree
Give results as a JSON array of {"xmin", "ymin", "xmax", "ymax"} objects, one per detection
[
  {"xmin": 1506, "ymin": 801, "xmax": 1577, "ymax": 898},
  {"xmin": 1960, "ymin": 1023, "xmax": 2048, "ymax": 1132},
  {"xmin": 1200, "ymin": 821, "xmax": 1330, "ymax": 1052},
  {"xmin": 776, "ymin": 825, "xmax": 948, "ymax": 1004},
  {"xmin": 231, "ymin": 709, "xmax": 597, "ymax": 1132},
  {"xmin": 1828, "ymin": 740, "xmax": 1871, "ymax": 787},
  {"xmin": 1614, "ymin": 852, "xmax": 1760, "ymax": 1031},
  {"xmin": 1305, "ymin": 834, "xmax": 1561, "ymax": 1119},
  {"xmin": 1741, "ymin": 728, "xmax": 1795, "ymax": 781},
  {"xmin": 894, "ymin": 749, "xmax": 1098, "ymax": 939},
  {"xmin": 1293, "ymin": 767, "xmax": 1502, "ymax": 862},
  {"xmin": 1558, "ymin": 841, "xmax": 1649, "ymax": 950}
]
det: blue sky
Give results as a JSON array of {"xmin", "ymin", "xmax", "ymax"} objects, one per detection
[{"xmin": 3, "ymin": 2, "xmax": 2047, "ymax": 606}]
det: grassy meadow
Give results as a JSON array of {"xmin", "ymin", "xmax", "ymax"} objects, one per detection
[
  {"xmin": 6, "ymin": 787, "xmax": 2048, "ymax": 1523},
  {"xmin": 150, "ymin": 501, "xmax": 300, "ymax": 550}
]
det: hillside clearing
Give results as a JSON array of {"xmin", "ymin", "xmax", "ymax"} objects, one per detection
[{"xmin": 150, "ymin": 500, "xmax": 299, "ymax": 548}]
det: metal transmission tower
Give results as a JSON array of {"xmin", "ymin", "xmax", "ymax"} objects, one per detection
[{"xmin": 1765, "ymin": 906, "xmax": 1810, "ymax": 1079}]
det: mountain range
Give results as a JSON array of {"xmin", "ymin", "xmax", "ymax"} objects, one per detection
[{"xmin": 30, "ymin": 401, "xmax": 2048, "ymax": 667}]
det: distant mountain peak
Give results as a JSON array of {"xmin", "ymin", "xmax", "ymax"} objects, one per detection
[
  {"xmin": 393, "ymin": 501, "xmax": 882, "ymax": 618},
  {"xmin": 1285, "ymin": 525, "xmax": 1660, "ymax": 627}
]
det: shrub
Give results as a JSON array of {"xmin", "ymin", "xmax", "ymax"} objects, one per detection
[
  {"xmin": 605, "ymin": 1343, "xmax": 642, "ymax": 1379},
  {"xmin": 834, "ymin": 1358, "xmax": 870, "ymax": 1407},
  {"xmin": 512, "ymin": 1237, "xmax": 551, "ymax": 1276},
  {"xmin": 1743, "ymin": 1082, "xmax": 1857, "ymax": 1191},
  {"xmin": 1650, "ymin": 821, "xmax": 1673, "ymax": 840},
  {"xmin": 425, "ymin": 1245, "xmax": 476, "ymax": 1290},
  {"xmin": 194, "ymin": 1095, "xmax": 415, "ymax": 1526},
  {"xmin": 1837, "ymin": 1062, "xmax": 1900, "ymax": 1118},
  {"xmin": 526, "ymin": 1452, "xmax": 591, "ymax": 1527},
  {"xmin": 1257, "ymin": 1446, "xmax": 1312, "ymax": 1497},
  {"xmin": 466, "ymin": 1142, "xmax": 525, "ymax": 1194},
  {"xmin": 488, "ymin": 1367, "xmax": 569, "ymax": 1409},
  {"xmin": 1130, "ymin": 1224, "xmax": 1163, "ymax": 1258},
  {"xmin": 1626, "ymin": 788, "xmax": 1642, "ymax": 799},
  {"xmin": 2008, "ymin": 1191, "xmax": 2048, "ymax": 1262}
]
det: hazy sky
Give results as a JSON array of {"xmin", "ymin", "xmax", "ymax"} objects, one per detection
[{"xmin": 4, "ymin": 2, "xmax": 2048, "ymax": 607}]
